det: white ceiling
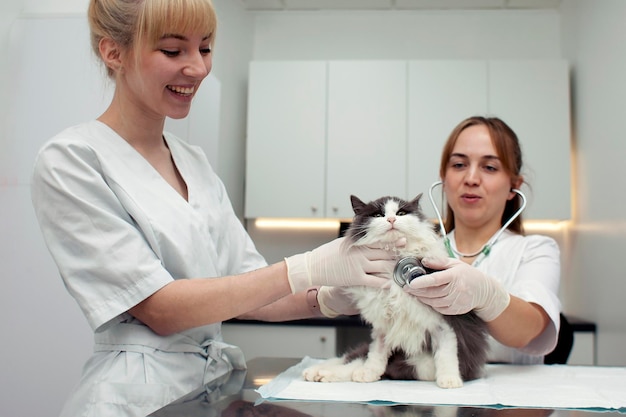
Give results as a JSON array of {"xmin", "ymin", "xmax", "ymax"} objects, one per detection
[{"xmin": 240, "ymin": 0, "xmax": 562, "ymax": 11}]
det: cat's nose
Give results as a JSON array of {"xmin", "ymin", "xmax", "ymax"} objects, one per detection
[{"xmin": 388, "ymin": 217, "xmax": 396, "ymax": 224}]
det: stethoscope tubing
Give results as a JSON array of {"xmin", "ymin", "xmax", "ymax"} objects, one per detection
[
  {"xmin": 393, "ymin": 180, "xmax": 528, "ymax": 286},
  {"xmin": 428, "ymin": 180, "xmax": 527, "ymax": 260}
]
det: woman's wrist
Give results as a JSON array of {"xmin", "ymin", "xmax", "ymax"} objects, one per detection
[{"xmin": 306, "ymin": 286, "xmax": 325, "ymax": 317}]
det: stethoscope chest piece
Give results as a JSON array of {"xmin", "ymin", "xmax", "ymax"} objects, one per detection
[{"xmin": 393, "ymin": 257, "xmax": 427, "ymax": 287}]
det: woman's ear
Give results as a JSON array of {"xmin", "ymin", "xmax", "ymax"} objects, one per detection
[
  {"xmin": 508, "ymin": 176, "xmax": 524, "ymax": 199},
  {"xmin": 99, "ymin": 37, "xmax": 123, "ymax": 73}
]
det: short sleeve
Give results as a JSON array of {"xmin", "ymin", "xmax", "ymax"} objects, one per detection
[
  {"xmin": 31, "ymin": 135, "xmax": 173, "ymax": 331},
  {"xmin": 509, "ymin": 235, "xmax": 562, "ymax": 356}
]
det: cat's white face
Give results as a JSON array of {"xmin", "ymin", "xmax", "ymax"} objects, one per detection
[{"xmin": 360, "ymin": 199, "xmax": 420, "ymax": 245}]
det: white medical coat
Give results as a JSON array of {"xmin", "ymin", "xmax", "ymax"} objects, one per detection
[
  {"xmin": 448, "ymin": 229, "xmax": 562, "ymax": 364},
  {"xmin": 31, "ymin": 120, "xmax": 267, "ymax": 417}
]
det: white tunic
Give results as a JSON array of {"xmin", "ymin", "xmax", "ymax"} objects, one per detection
[
  {"xmin": 448, "ymin": 229, "xmax": 562, "ymax": 364},
  {"xmin": 31, "ymin": 120, "xmax": 267, "ymax": 416}
]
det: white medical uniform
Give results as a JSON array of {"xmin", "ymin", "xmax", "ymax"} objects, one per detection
[
  {"xmin": 448, "ymin": 229, "xmax": 562, "ymax": 364},
  {"xmin": 31, "ymin": 120, "xmax": 267, "ymax": 417}
]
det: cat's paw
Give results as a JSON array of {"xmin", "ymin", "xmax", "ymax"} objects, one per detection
[
  {"xmin": 436, "ymin": 374, "xmax": 463, "ymax": 389},
  {"xmin": 303, "ymin": 365, "xmax": 351, "ymax": 382},
  {"xmin": 352, "ymin": 366, "xmax": 382, "ymax": 383},
  {"xmin": 302, "ymin": 365, "xmax": 322, "ymax": 382}
]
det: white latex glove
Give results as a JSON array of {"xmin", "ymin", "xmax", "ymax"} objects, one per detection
[
  {"xmin": 403, "ymin": 257, "xmax": 510, "ymax": 321},
  {"xmin": 284, "ymin": 237, "xmax": 399, "ymax": 294},
  {"xmin": 317, "ymin": 286, "xmax": 360, "ymax": 318}
]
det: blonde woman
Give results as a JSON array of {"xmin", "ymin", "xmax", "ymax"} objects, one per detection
[{"xmin": 31, "ymin": 1, "xmax": 396, "ymax": 415}]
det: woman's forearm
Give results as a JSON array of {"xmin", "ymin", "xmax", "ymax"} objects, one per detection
[
  {"xmin": 128, "ymin": 261, "xmax": 293, "ymax": 335},
  {"xmin": 237, "ymin": 291, "xmax": 315, "ymax": 322},
  {"xmin": 487, "ymin": 296, "xmax": 550, "ymax": 348}
]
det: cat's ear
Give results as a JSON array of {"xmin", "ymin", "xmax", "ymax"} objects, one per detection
[
  {"xmin": 411, "ymin": 193, "xmax": 424, "ymax": 205},
  {"xmin": 350, "ymin": 195, "xmax": 366, "ymax": 214}
]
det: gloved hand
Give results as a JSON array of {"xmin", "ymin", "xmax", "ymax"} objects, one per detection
[
  {"xmin": 284, "ymin": 237, "xmax": 400, "ymax": 294},
  {"xmin": 403, "ymin": 257, "xmax": 510, "ymax": 321},
  {"xmin": 317, "ymin": 286, "xmax": 361, "ymax": 318}
]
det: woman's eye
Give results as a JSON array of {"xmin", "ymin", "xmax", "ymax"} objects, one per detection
[
  {"xmin": 160, "ymin": 49, "xmax": 180, "ymax": 57},
  {"xmin": 200, "ymin": 47, "xmax": 212, "ymax": 55},
  {"xmin": 484, "ymin": 165, "xmax": 498, "ymax": 172}
]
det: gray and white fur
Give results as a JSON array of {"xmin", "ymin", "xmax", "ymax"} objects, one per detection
[{"xmin": 303, "ymin": 194, "xmax": 488, "ymax": 388}]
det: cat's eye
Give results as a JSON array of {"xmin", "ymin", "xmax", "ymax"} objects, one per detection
[{"xmin": 397, "ymin": 210, "xmax": 407, "ymax": 216}]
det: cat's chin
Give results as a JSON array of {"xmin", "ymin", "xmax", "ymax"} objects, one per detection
[
  {"xmin": 361, "ymin": 230, "xmax": 403, "ymax": 245},
  {"xmin": 382, "ymin": 229, "xmax": 404, "ymax": 242}
]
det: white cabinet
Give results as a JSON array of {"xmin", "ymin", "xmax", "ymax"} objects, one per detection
[
  {"xmin": 245, "ymin": 61, "xmax": 327, "ymax": 218},
  {"xmin": 488, "ymin": 60, "xmax": 571, "ymax": 220},
  {"xmin": 326, "ymin": 61, "xmax": 407, "ymax": 218},
  {"xmin": 569, "ymin": 332, "xmax": 596, "ymax": 365},
  {"xmin": 246, "ymin": 60, "xmax": 407, "ymax": 219},
  {"xmin": 222, "ymin": 323, "xmax": 337, "ymax": 360},
  {"xmin": 246, "ymin": 60, "xmax": 571, "ymax": 220},
  {"xmin": 407, "ymin": 60, "xmax": 489, "ymax": 220}
]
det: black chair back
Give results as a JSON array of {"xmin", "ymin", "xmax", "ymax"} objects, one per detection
[{"xmin": 544, "ymin": 313, "xmax": 574, "ymax": 364}]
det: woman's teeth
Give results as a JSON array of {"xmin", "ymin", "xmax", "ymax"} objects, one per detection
[{"xmin": 168, "ymin": 86, "xmax": 194, "ymax": 96}]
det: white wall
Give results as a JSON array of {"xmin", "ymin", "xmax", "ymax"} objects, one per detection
[
  {"xmin": 209, "ymin": 1, "xmax": 255, "ymax": 214},
  {"xmin": 251, "ymin": 9, "xmax": 561, "ymax": 60},
  {"xmin": 559, "ymin": 0, "xmax": 626, "ymax": 366},
  {"xmin": 0, "ymin": 4, "xmax": 90, "ymax": 417},
  {"xmin": 0, "ymin": 0, "xmax": 21, "ymax": 169}
]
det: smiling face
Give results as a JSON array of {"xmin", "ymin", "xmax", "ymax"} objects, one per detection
[
  {"xmin": 119, "ymin": 31, "xmax": 213, "ymax": 121},
  {"xmin": 442, "ymin": 124, "xmax": 519, "ymax": 234},
  {"xmin": 91, "ymin": 0, "xmax": 217, "ymax": 123}
]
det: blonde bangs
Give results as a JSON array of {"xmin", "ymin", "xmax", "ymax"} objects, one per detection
[{"xmin": 139, "ymin": 0, "xmax": 217, "ymax": 46}]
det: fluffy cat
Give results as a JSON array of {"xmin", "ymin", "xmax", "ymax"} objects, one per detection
[{"xmin": 303, "ymin": 194, "xmax": 488, "ymax": 388}]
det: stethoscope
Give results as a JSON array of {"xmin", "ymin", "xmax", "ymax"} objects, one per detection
[{"xmin": 393, "ymin": 180, "xmax": 527, "ymax": 287}]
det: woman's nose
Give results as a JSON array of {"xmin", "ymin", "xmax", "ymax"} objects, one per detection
[
  {"xmin": 464, "ymin": 165, "xmax": 480, "ymax": 184},
  {"xmin": 183, "ymin": 52, "xmax": 211, "ymax": 78}
]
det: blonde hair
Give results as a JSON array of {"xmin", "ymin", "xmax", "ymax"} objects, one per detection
[{"xmin": 88, "ymin": 0, "xmax": 217, "ymax": 77}]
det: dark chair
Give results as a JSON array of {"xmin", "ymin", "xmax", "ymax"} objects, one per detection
[{"xmin": 544, "ymin": 313, "xmax": 574, "ymax": 364}]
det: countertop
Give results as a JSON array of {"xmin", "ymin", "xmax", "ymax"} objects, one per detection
[{"xmin": 149, "ymin": 357, "xmax": 619, "ymax": 417}]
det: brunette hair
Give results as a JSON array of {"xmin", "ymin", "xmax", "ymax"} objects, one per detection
[
  {"xmin": 88, "ymin": 0, "xmax": 217, "ymax": 77},
  {"xmin": 439, "ymin": 116, "xmax": 525, "ymax": 235}
]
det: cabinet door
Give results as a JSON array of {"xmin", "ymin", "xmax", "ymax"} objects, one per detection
[
  {"xmin": 245, "ymin": 61, "xmax": 327, "ymax": 218},
  {"xmin": 221, "ymin": 324, "xmax": 337, "ymax": 359},
  {"xmin": 407, "ymin": 60, "xmax": 488, "ymax": 220},
  {"xmin": 489, "ymin": 60, "xmax": 572, "ymax": 220},
  {"xmin": 326, "ymin": 61, "xmax": 407, "ymax": 218}
]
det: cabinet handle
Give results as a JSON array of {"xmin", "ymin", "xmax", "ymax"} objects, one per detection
[
  {"xmin": 320, "ymin": 336, "xmax": 327, "ymax": 343},
  {"xmin": 332, "ymin": 207, "xmax": 338, "ymax": 213},
  {"xmin": 311, "ymin": 206, "xmax": 318, "ymax": 213}
]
